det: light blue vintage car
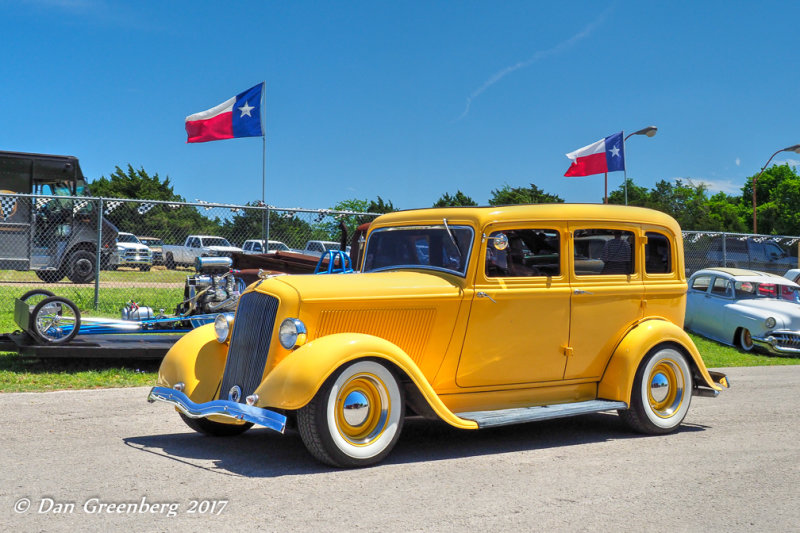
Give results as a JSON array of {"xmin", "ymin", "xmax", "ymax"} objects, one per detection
[{"xmin": 685, "ymin": 267, "xmax": 800, "ymax": 355}]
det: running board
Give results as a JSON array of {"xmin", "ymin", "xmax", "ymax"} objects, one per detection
[{"xmin": 457, "ymin": 400, "xmax": 628, "ymax": 429}]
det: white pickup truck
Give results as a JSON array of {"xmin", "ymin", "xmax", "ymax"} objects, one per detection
[{"xmin": 162, "ymin": 235, "xmax": 242, "ymax": 269}]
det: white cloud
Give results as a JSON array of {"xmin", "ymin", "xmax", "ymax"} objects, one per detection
[
  {"xmin": 775, "ymin": 158, "xmax": 800, "ymax": 167},
  {"xmin": 681, "ymin": 178, "xmax": 742, "ymax": 195},
  {"xmin": 735, "ymin": 157, "xmax": 741, "ymax": 166},
  {"xmin": 456, "ymin": 9, "xmax": 610, "ymax": 120}
]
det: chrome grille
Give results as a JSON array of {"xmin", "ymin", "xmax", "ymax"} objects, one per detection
[
  {"xmin": 219, "ymin": 292, "xmax": 279, "ymax": 402},
  {"xmin": 772, "ymin": 332, "xmax": 800, "ymax": 349}
]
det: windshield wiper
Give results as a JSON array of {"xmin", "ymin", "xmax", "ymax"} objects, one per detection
[{"xmin": 443, "ymin": 218, "xmax": 463, "ymax": 258}]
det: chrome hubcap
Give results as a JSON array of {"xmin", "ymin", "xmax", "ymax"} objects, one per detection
[
  {"xmin": 650, "ymin": 372, "xmax": 670, "ymax": 403},
  {"xmin": 342, "ymin": 390, "xmax": 370, "ymax": 427}
]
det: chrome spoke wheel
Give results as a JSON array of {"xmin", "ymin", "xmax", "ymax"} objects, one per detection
[{"xmin": 30, "ymin": 296, "xmax": 81, "ymax": 345}]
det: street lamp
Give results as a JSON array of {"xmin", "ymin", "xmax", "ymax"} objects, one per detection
[
  {"xmin": 752, "ymin": 144, "xmax": 800, "ymax": 234},
  {"xmin": 620, "ymin": 126, "xmax": 658, "ymax": 204}
]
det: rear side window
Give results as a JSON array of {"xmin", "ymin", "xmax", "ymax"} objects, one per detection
[
  {"xmin": 711, "ymin": 277, "xmax": 733, "ymax": 297},
  {"xmin": 691, "ymin": 275, "xmax": 711, "ymax": 292},
  {"xmin": 574, "ymin": 229, "xmax": 634, "ymax": 275},
  {"xmin": 645, "ymin": 232, "xmax": 672, "ymax": 274},
  {"xmin": 485, "ymin": 229, "xmax": 560, "ymax": 277}
]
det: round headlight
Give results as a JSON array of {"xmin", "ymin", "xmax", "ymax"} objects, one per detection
[
  {"xmin": 765, "ymin": 317, "xmax": 777, "ymax": 329},
  {"xmin": 214, "ymin": 314, "xmax": 233, "ymax": 343},
  {"xmin": 279, "ymin": 318, "xmax": 307, "ymax": 349}
]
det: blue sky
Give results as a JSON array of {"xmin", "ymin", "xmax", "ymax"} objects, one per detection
[{"xmin": 2, "ymin": 0, "xmax": 799, "ymax": 210}]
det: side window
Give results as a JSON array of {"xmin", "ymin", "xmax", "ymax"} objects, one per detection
[
  {"xmin": 645, "ymin": 232, "xmax": 672, "ymax": 274},
  {"xmin": 691, "ymin": 275, "xmax": 712, "ymax": 292},
  {"xmin": 574, "ymin": 229, "xmax": 634, "ymax": 275},
  {"xmin": 711, "ymin": 277, "xmax": 732, "ymax": 297},
  {"xmin": 243, "ymin": 242, "xmax": 251, "ymax": 251},
  {"xmin": 486, "ymin": 229, "xmax": 560, "ymax": 278}
]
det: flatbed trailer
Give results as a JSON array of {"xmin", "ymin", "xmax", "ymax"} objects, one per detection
[{"xmin": 0, "ymin": 331, "xmax": 181, "ymax": 359}]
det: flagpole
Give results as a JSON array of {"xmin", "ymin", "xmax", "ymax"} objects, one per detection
[
  {"xmin": 622, "ymin": 131, "xmax": 627, "ymax": 205},
  {"xmin": 604, "ymin": 172, "xmax": 608, "ymax": 204},
  {"xmin": 261, "ymin": 81, "xmax": 269, "ymax": 243}
]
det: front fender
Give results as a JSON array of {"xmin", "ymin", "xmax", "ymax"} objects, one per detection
[
  {"xmin": 156, "ymin": 323, "xmax": 228, "ymax": 403},
  {"xmin": 255, "ymin": 333, "xmax": 478, "ymax": 430},
  {"xmin": 598, "ymin": 319, "xmax": 722, "ymax": 404}
]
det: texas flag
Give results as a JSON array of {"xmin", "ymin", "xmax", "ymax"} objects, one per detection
[
  {"xmin": 564, "ymin": 132, "xmax": 625, "ymax": 177},
  {"xmin": 185, "ymin": 83, "xmax": 264, "ymax": 143}
]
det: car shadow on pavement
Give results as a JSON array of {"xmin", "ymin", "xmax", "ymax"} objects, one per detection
[{"xmin": 124, "ymin": 413, "xmax": 707, "ymax": 477}]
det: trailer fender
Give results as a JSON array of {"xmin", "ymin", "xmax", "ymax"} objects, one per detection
[{"xmin": 255, "ymin": 333, "xmax": 478, "ymax": 430}]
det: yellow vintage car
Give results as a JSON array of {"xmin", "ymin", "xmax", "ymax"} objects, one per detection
[{"xmin": 149, "ymin": 204, "xmax": 729, "ymax": 467}]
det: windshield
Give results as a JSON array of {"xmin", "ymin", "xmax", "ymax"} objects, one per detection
[
  {"xmin": 269, "ymin": 242, "xmax": 290, "ymax": 251},
  {"xmin": 735, "ymin": 281, "xmax": 799, "ymax": 301},
  {"xmin": 363, "ymin": 225, "xmax": 474, "ymax": 276},
  {"xmin": 142, "ymin": 238, "xmax": 163, "ymax": 246},
  {"xmin": 203, "ymin": 237, "xmax": 233, "ymax": 247},
  {"xmin": 117, "ymin": 234, "xmax": 140, "ymax": 244}
]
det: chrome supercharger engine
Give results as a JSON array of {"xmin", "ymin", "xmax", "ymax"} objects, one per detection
[{"xmin": 175, "ymin": 256, "xmax": 244, "ymax": 316}]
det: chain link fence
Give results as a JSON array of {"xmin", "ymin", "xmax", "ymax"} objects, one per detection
[
  {"xmin": 0, "ymin": 193, "xmax": 378, "ymax": 315},
  {"xmin": 683, "ymin": 230, "xmax": 800, "ymax": 276}
]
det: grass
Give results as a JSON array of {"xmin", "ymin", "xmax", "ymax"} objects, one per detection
[
  {"xmin": 0, "ymin": 277, "xmax": 797, "ymax": 391},
  {"xmin": 0, "ymin": 266, "xmax": 190, "ymax": 283}
]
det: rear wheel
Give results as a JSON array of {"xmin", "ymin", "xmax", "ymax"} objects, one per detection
[
  {"xmin": 619, "ymin": 346, "xmax": 692, "ymax": 435},
  {"xmin": 179, "ymin": 414, "xmax": 252, "ymax": 436},
  {"xmin": 20, "ymin": 289, "xmax": 55, "ymax": 305},
  {"xmin": 297, "ymin": 359, "xmax": 405, "ymax": 468},
  {"xmin": 29, "ymin": 296, "xmax": 81, "ymax": 344},
  {"xmin": 165, "ymin": 253, "xmax": 175, "ymax": 270}
]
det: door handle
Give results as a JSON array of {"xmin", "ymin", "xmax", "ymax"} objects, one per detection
[
  {"xmin": 573, "ymin": 289, "xmax": 593, "ymax": 295},
  {"xmin": 476, "ymin": 291, "xmax": 496, "ymax": 303}
]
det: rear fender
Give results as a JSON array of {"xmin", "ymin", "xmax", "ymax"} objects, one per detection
[
  {"xmin": 255, "ymin": 333, "xmax": 478, "ymax": 430},
  {"xmin": 598, "ymin": 319, "xmax": 723, "ymax": 404}
]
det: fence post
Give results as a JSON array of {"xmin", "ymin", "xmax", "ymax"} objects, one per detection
[
  {"xmin": 94, "ymin": 197, "xmax": 103, "ymax": 310},
  {"xmin": 266, "ymin": 205, "xmax": 270, "ymax": 243},
  {"xmin": 722, "ymin": 231, "xmax": 727, "ymax": 267}
]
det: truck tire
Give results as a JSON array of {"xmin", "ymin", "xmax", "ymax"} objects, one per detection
[
  {"xmin": 66, "ymin": 249, "xmax": 97, "ymax": 284},
  {"xmin": 166, "ymin": 253, "xmax": 175, "ymax": 270},
  {"xmin": 35, "ymin": 269, "xmax": 65, "ymax": 283}
]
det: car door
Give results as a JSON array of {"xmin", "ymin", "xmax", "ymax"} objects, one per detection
[
  {"xmin": 457, "ymin": 224, "xmax": 570, "ymax": 387},
  {"xmin": 566, "ymin": 225, "xmax": 644, "ymax": 380},
  {"xmin": 696, "ymin": 276, "xmax": 733, "ymax": 342}
]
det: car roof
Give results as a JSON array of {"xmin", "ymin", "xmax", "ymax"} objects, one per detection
[
  {"xmin": 692, "ymin": 267, "xmax": 800, "ymax": 287},
  {"xmin": 371, "ymin": 204, "xmax": 682, "ymax": 233}
]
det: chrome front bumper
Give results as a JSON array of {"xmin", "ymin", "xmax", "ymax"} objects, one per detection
[
  {"xmin": 147, "ymin": 386, "xmax": 287, "ymax": 433},
  {"xmin": 753, "ymin": 330, "xmax": 800, "ymax": 355}
]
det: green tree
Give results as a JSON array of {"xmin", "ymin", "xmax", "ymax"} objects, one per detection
[
  {"xmin": 741, "ymin": 164, "xmax": 800, "ymax": 234},
  {"xmin": 489, "ymin": 183, "xmax": 563, "ymax": 205},
  {"xmin": 433, "ymin": 190, "xmax": 477, "ymax": 207},
  {"xmin": 367, "ymin": 196, "xmax": 396, "ymax": 213},
  {"xmin": 89, "ymin": 165, "xmax": 220, "ymax": 244},
  {"xmin": 607, "ymin": 178, "xmax": 650, "ymax": 206}
]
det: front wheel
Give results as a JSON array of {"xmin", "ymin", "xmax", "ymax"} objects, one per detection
[
  {"xmin": 738, "ymin": 328, "xmax": 755, "ymax": 352},
  {"xmin": 66, "ymin": 249, "xmax": 96, "ymax": 284},
  {"xmin": 619, "ymin": 346, "xmax": 693, "ymax": 435},
  {"xmin": 297, "ymin": 359, "xmax": 405, "ymax": 468}
]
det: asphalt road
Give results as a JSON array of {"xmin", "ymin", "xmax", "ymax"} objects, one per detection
[{"xmin": 2, "ymin": 366, "xmax": 798, "ymax": 532}]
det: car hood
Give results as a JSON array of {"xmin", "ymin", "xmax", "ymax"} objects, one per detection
[
  {"xmin": 117, "ymin": 243, "xmax": 149, "ymax": 252},
  {"xmin": 260, "ymin": 270, "xmax": 465, "ymax": 302}
]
